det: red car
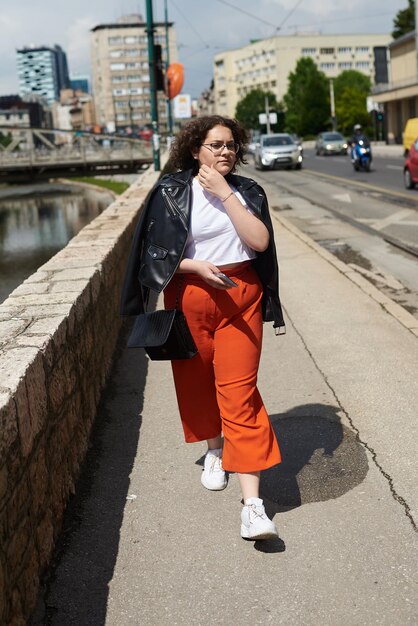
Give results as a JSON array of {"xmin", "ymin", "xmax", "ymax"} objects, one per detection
[{"xmin": 404, "ymin": 138, "xmax": 418, "ymax": 188}]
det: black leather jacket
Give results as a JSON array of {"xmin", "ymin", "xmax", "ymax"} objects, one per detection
[{"xmin": 120, "ymin": 169, "xmax": 285, "ymax": 332}]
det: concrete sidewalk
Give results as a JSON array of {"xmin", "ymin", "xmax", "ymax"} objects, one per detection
[{"xmin": 33, "ymin": 209, "xmax": 418, "ymax": 625}]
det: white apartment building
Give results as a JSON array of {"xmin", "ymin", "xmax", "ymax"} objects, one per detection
[
  {"xmin": 213, "ymin": 33, "xmax": 391, "ymax": 118},
  {"xmin": 90, "ymin": 14, "xmax": 177, "ymax": 133}
]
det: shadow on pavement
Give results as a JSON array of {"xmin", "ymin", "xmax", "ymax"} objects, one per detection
[
  {"xmin": 30, "ymin": 323, "xmax": 148, "ymax": 626},
  {"xmin": 262, "ymin": 403, "xmax": 369, "ymax": 511}
]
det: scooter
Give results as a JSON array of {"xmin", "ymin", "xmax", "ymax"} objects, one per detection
[{"xmin": 350, "ymin": 137, "xmax": 372, "ymax": 172}]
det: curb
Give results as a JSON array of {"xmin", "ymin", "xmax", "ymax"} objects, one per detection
[{"xmin": 274, "ymin": 212, "xmax": 418, "ymax": 339}]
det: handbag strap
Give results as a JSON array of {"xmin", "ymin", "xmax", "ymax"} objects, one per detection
[{"xmin": 174, "ymin": 274, "xmax": 185, "ymax": 310}]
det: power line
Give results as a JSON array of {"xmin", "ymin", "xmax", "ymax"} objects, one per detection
[
  {"xmin": 170, "ymin": 0, "xmax": 211, "ymax": 48},
  {"xmin": 275, "ymin": 0, "xmax": 304, "ymax": 32},
  {"xmin": 213, "ymin": 0, "xmax": 278, "ymax": 28}
]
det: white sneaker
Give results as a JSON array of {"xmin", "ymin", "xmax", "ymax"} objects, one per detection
[
  {"xmin": 240, "ymin": 497, "xmax": 278, "ymax": 540},
  {"xmin": 201, "ymin": 449, "xmax": 227, "ymax": 491}
]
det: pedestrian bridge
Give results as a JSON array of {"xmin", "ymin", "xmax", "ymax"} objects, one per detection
[{"xmin": 0, "ymin": 126, "xmax": 154, "ymax": 182}]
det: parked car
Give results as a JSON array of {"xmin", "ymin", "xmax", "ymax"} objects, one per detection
[
  {"xmin": 315, "ymin": 132, "xmax": 348, "ymax": 156},
  {"xmin": 253, "ymin": 133, "xmax": 303, "ymax": 170},
  {"xmin": 403, "ymin": 137, "xmax": 418, "ymax": 188},
  {"xmin": 403, "ymin": 118, "xmax": 418, "ymax": 156}
]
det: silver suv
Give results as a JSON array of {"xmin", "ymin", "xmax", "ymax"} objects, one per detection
[{"xmin": 254, "ymin": 133, "xmax": 303, "ymax": 170}]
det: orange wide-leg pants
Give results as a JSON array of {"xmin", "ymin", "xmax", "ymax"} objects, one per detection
[{"xmin": 164, "ymin": 262, "xmax": 281, "ymax": 473}]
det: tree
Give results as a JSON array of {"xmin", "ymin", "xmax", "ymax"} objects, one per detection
[
  {"xmin": 335, "ymin": 87, "xmax": 371, "ymax": 136},
  {"xmin": 392, "ymin": 0, "xmax": 415, "ymax": 39},
  {"xmin": 282, "ymin": 57, "xmax": 329, "ymax": 137},
  {"xmin": 332, "ymin": 71, "xmax": 371, "ymax": 137},
  {"xmin": 333, "ymin": 70, "xmax": 371, "ymax": 99},
  {"xmin": 235, "ymin": 88, "xmax": 284, "ymax": 133}
]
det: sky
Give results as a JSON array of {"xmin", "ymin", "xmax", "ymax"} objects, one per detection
[{"xmin": 0, "ymin": 0, "xmax": 408, "ymax": 99}]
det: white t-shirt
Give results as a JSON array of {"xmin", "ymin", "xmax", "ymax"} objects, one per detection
[{"xmin": 183, "ymin": 178, "xmax": 256, "ymax": 265}]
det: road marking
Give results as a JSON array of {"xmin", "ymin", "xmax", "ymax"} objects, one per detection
[
  {"xmin": 302, "ymin": 168, "xmax": 418, "ymax": 203},
  {"xmin": 371, "ymin": 209, "xmax": 415, "ymax": 231},
  {"xmin": 332, "ymin": 193, "xmax": 352, "ymax": 203},
  {"xmin": 386, "ymin": 164, "xmax": 403, "ymax": 171}
]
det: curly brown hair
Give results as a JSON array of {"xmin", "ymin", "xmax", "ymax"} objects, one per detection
[{"xmin": 168, "ymin": 115, "xmax": 249, "ymax": 173}]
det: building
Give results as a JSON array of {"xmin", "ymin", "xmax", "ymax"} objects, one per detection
[
  {"xmin": 196, "ymin": 80, "xmax": 215, "ymax": 117},
  {"xmin": 90, "ymin": 14, "xmax": 177, "ymax": 133},
  {"xmin": 52, "ymin": 88, "xmax": 96, "ymax": 137},
  {"xmin": 372, "ymin": 31, "xmax": 418, "ymax": 144},
  {"xmin": 212, "ymin": 33, "xmax": 391, "ymax": 118},
  {"xmin": 70, "ymin": 74, "xmax": 90, "ymax": 94},
  {"xmin": 0, "ymin": 94, "xmax": 51, "ymax": 128},
  {"xmin": 16, "ymin": 44, "xmax": 70, "ymax": 105}
]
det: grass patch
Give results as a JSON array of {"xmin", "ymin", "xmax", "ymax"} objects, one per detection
[{"xmin": 72, "ymin": 177, "xmax": 130, "ymax": 195}]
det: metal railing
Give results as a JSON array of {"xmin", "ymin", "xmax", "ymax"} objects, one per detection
[{"xmin": 0, "ymin": 126, "xmax": 154, "ymax": 181}]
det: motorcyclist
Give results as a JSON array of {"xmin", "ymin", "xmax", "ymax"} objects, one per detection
[
  {"xmin": 349, "ymin": 123, "xmax": 372, "ymax": 170},
  {"xmin": 349, "ymin": 124, "xmax": 369, "ymax": 147}
]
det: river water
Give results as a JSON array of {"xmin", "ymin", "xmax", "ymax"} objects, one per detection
[{"xmin": 0, "ymin": 182, "xmax": 115, "ymax": 305}]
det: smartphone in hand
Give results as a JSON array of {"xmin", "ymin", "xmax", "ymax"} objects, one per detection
[{"xmin": 215, "ymin": 272, "xmax": 238, "ymax": 288}]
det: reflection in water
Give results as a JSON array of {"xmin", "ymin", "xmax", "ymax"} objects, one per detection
[{"xmin": 0, "ymin": 184, "xmax": 114, "ymax": 304}]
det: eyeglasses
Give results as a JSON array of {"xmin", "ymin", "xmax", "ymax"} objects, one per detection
[{"xmin": 201, "ymin": 141, "xmax": 239, "ymax": 155}]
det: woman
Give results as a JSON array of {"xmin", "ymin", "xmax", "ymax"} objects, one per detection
[{"xmin": 121, "ymin": 115, "xmax": 285, "ymax": 540}]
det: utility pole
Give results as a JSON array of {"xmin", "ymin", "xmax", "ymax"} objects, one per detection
[
  {"xmin": 164, "ymin": 0, "xmax": 174, "ymax": 141},
  {"xmin": 145, "ymin": 0, "xmax": 160, "ymax": 170},
  {"xmin": 330, "ymin": 79, "xmax": 336, "ymax": 130},
  {"xmin": 265, "ymin": 96, "xmax": 271, "ymax": 134}
]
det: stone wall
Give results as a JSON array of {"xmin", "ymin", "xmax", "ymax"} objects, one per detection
[{"xmin": 0, "ymin": 167, "xmax": 160, "ymax": 625}]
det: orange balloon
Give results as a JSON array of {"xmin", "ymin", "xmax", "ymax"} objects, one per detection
[{"xmin": 166, "ymin": 63, "xmax": 184, "ymax": 99}]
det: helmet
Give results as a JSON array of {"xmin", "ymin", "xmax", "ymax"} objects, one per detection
[{"xmin": 353, "ymin": 124, "xmax": 362, "ymax": 131}]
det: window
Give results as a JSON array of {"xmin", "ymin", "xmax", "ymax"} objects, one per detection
[
  {"xmin": 127, "ymin": 75, "xmax": 141, "ymax": 82},
  {"xmin": 320, "ymin": 48, "xmax": 335, "ymax": 55},
  {"xmin": 110, "ymin": 50, "xmax": 124, "ymax": 58},
  {"xmin": 320, "ymin": 62, "xmax": 335, "ymax": 70},
  {"xmin": 124, "ymin": 36, "xmax": 140, "ymax": 44},
  {"xmin": 338, "ymin": 62, "xmax": 352, "ymax": 69},
  {"xmin": 126, "ymin": 62, "xmax": 141, "ymax": 69},
  {"xmin": 302, "ymin": 48, "xmax": 316, "ymax": 56},
  {"xmin": 111, "ymin": 75, "xmax": 127, "ymax": 83},
  {"xmin": 356, "ymin": 61, "xmax": 370, "ymax": 69},
  {"xmin": 108, "ymin": 37, "xmax": 123, "ymax": 46},
  {"xmin": 338, "ymin": 47, "xmax": 352, "ymax": 54},
  {"xmin": 110, "ymin": 63, "xmax": 125, "ymax": 71},
  {"xmin": 356, "ymin": 46, "xmax": 369, "ymax": 54},
  {"xmin": 113, "ymin": 88, "xmax": 127, "ymax": 95}
]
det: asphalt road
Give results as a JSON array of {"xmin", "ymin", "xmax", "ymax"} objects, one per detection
[
  {"xmin": 302, "ymin": 148, "xmax": 406, "ymax": 197},
  {"xmin": 243, "ymin": 155, "xmax": 418, "ymax": 318}
]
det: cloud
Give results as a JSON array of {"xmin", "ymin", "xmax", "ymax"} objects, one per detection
[{"xmin": 65, "ymin": 16, "xmax": 97, "ymax": 75}]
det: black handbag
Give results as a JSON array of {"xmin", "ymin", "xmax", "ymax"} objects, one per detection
[{"xmin": 127, "ymin": 277, "xmax": 198, "ymax": 361}]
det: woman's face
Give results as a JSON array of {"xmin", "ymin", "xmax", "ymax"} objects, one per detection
[{"xmin": 193, "ymin": 124, "xmax": 237, "ymax": 176}]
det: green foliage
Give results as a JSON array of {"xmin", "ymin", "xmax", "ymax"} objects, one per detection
[
  {"xmin": 282, "ymin": 57, "xmax": 330, "ymax": 136},
  {"xmin": 235, "ymin": 88, "xmax": 284, "ymax": 133},
  {"xmin": 333, "ymin": 70, "xmax": 371, "ymax": 99},
  {"xmin": 335, "ymin": 87, "xmax": 371, "ymax": 136},
  {"xmin": 72, "ymin": 177, "xmax": 130, "ymax": 195},
  {"xmin": 392, "ymin": 0, "xmax": 415, "ymax": 39},
  {"xmin": 332, "ymin": 71, "xmax": 371, "ymax": 136},
  {"xmin": 0, "ymin": 132, "xmax": 12, "ymax": 148}
]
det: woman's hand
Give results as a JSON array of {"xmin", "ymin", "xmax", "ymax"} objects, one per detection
[
  {"xmin": 177, "ymin": 259, "xmax": 232, "ymax": 289},
  {"xmin": 197, "ymin": 164, "xmax": 230, "ymax": 200}
]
